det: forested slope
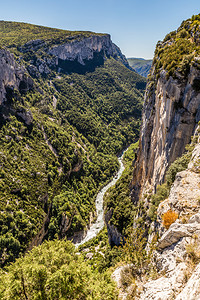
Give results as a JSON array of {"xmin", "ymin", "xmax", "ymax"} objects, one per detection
[{"xmin": 0, "ymin": 21, "xmax": 145, "ymax": 267}]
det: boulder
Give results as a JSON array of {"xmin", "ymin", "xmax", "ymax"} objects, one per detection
[{"xmin": 157, "ymin": 222, "xmax": 200, "ymax": 250}]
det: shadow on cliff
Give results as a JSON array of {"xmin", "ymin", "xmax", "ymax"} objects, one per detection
[{"xmin": 57, "ymin": 50, "xmax": 105, "ymax": 75}]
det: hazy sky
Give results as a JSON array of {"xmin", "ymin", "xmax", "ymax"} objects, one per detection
[{"xmin": 0, "ymin": 0, "xmax": 200, "ymax": 59}]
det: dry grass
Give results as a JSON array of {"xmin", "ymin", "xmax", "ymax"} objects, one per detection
[{"xmin": 186, "ymin": 243, "xmax": 200, "ymax": 265}]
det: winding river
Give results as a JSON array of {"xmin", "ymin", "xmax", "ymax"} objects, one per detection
[{"xmin": 75, "ymin": 150, "xmax": 126, "ymax": 247}]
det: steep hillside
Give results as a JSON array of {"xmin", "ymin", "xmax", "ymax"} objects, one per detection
[
  {"xmin": 131, "ymin": 14, "xmax": 200, "ymax": 203},
  {"xmin": 107, "ymin": 14, "xmax": 200, "ymax": 299},
  {"xmin": 0, "ymin": 21, "xmax": 145, "ymax": 266},
  {"xmin": 127, "ymin": 58, "xmax": 152, "ymax": 77},
  {"xmin": 112, "ymin": 129, "xmax": 200, "ymax": 299},
  {"xmin": 104, "ymin": 14, "xmax": 200, "ymax": 248}
]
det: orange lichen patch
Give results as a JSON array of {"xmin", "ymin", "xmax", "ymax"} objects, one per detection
[{"xmin": 162, "ymin": 210, "xmax": 178, "ymax": 229}]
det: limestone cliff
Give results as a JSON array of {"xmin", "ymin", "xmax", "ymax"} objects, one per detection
[
  {"xmin": 0, "ymin": 48, "xmax": 34, "ymax": 127},
  {"xmin": 138, "ymin": 129, "xmax": 200, "ymax": 299},
  {"xmin": 131, "ymin": 20, "xmax": 200, "ymax": 201},
  {"xmin": 0, "ymin": 48, "xmax": 33, "ymax": 105},
  {"xmin": 115, "ymin": 15, "xmax": 200, "ymax": 299},
  {"xmin": 20, "ymin": 34, "xmax": 131, "ymax": 75}
]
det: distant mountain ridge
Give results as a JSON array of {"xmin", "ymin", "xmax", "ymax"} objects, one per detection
[{"xmin": 127, "ymin": 57, "xmax": 152, "ymax": 77}]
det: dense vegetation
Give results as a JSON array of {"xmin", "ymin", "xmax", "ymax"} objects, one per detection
[
  {"xmin": 104, "ymin": 142, "xmax": 139, "ymax": 235},
  {"xmin": 53, "ymin": 58, "xmax": 144, "ymax": 154},
  {"xmin": 0, "ymin": 239, "xmax": 117, "ymax": 299},
  {"xmin": 152, "ymin": 14, "xmax": 200, "ymax": 80},
  {"xmin": 0, "ymin": 21, "xmax": 101, "ymax": 50},
  {"xmin": 0, "ymin": 104, "xmax": 120, "ymax": 266},
  {"xmin": 0, "ymin": 21, "xmax": 145, "ymax": 267}
]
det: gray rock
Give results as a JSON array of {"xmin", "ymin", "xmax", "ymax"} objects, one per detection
[
  {"xmin": 20, "ymin": 39, "xmax": 46, "ymax": 52},
  {"xmin": 17, "ymin": 109, "xmax": 33, "ymax": 125},
  {"xmin": 0, "ymin": 49, "xmax": 26, "ymax": 105},
  {"xmin": 48, "ymin": 34, "xmax": 131, "ymax": 72},
  {"xmin": 85, "ymin": 252, "xmax": 93, "ymax": 259},
  {"xmin": 157, "ymin": 222, "xmax": 200, "ymax": 250},
  {"xmin": 140, "ymin": 263, "xmax": 188, "ymax": 300},
  {"xmin": 175, "ymin": 263, "xmax": 200, "ymax": 300},
  {"xmin": 189, "ymin": 213, "xmax": 200, "ymax": 224},
  {"xmin": 131, "ymin": 58, "xmax": 200, "ymax": 202},
  {"xmin": 27, "ymin": 64, "xmax": 40, "ymax": 78},
  {"xmin": 105, "ymin": 209, "xmax": 124, "ymax": 246},
  {"xmin": 49, "ymin": 35, "xmax": 113, "ymax": 65}
]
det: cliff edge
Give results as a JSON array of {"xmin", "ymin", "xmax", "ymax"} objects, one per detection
[{"xmin": 131, "ymin": 16, "xmax": 200, "ymax": 201}]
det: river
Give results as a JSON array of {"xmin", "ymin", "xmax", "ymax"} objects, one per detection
[{"xmin": 75, "ymin": 149, "xmax": 126, "ymax": 247}]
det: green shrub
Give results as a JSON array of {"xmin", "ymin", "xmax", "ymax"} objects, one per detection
[
  {"xmin": 166, "ymin": 153, "xmax": 192, "ymax": 187},
  {"xmin": 148, "ymin": 183, "xmax": 169, "ymax": 221},
  {"xmin": 0, "ymin": 240, "xmax": 118, "ymax": 299},
  {"xmin": 153, "ymin": 14, "xmax": 200, "ymax": 79}
]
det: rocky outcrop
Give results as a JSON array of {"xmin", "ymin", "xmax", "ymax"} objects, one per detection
[
  {"xmin": 113, "ymin": 130, "xmax": 200, "ymax": 299},
  {"xmin": 48, "ymin": 34, "xmax": 132, "ymax": 73},
  {"xmin": 105, "ymin": 207, "xmax": 124, "ymax": 246},
  {"xmin": 157, "ymin": 220, "xmax": 200, "ymax": 250},
  {"xmin": 107, "ymin": 223, "xmax": 124, "ymax": 247},
  {"xmin": 49, "ymin": 34, "xmax": 113, "ymax": 64},
  {"xmin": 21, "ymin": 34, "xmax": 131, "ymax": 76},
  {"xmin": 175, "ymin": 263, "xmax": 200, "ymax": 300},
  {"xmin": 0, "ymin": 48, "xmax": 33, "ymax": 105},
  {"xmin": 0, "ymin": 48, "xmax": 34, "ymax": 128},
  {"xmin": 140, "ymin": 262, "xmax": 188, "ymax": 300},
  {"xmin": 131, "ymin": 62, "xmax": 200, "ymax": 202},
  {"xmin": 139, "ymin": 218, "xmax": 200, "ymax": 299},
  {"xmin": 112, "ymin": 43, "xmax": 133, "ymax": 71},
  {"xmin": 16, "ymin": 108, "xmax": 33, "ymax": 126},
  {"xmin": 137, "ymin": 132, "xmax": 200, "ymax": 299}
]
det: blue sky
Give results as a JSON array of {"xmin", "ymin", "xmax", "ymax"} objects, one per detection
[{"xmin": 0, "ymin": 0, "xmax": 200, "ymax": 58}]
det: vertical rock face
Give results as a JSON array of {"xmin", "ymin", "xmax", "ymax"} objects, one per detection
[
  {"xmin": 49, "ymin": 34, "xmax": 114, "ymax": 63},
  {"xmin": 131, "ymin": 58, "xmax": 200, "ymax": 201},
  {"xmin": 48, "ymin": 34, "xmax": 132, "ymax": 72},
  {"xmin": 0, "ymin": 49, "xmax": 22, "ymax": 105},
  {"xmin": 0, "ymin": 48, "xmax": 34, "ymax": 128},
  {"xmin": 21, "ymin": 34, "xmax": 132, "ymax": 75},
  {"xmin": 0, "ymin": 48, "xmax": 33, "ymax": 106},
  {"xmin": 131, "ymin": 16, "xmax": 200, "ymax": 200}
]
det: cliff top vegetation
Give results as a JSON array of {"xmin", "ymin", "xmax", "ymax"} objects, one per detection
[
  {"xmin": 0, "ymin": 21, "xmax": 105, "ymax": 49},
  {"xmin": 152, "ymin": 13, "xmax": 200, "ymax": 79}
]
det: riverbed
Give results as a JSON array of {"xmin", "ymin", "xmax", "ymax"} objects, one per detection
[{"xmin": 75, "ymin": 150, "xmax": 126, "ymax": 247}]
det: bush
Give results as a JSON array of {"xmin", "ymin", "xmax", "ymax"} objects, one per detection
[
  {"xmin": 166, "ymin": 153, "xmax": 192, "ymax": 187},
  {"xmin": 153, "ymin": 14, "xmax": 200, "ymax": 79},
  {"xmin": 148, "ymin": 183, "xmax": 169, "ymax": 221},
  {"xmin": 162, "ymin": 210, "xmax": 178, "ymax": 229},
  {"xmin": 122, "ymin": 227, "xmax": 148, "ymax": 274},
  {"xmin": 120, "ymin": 266, "xmax": 135, "ymax": 288},
  {"xmin": 186, "ymin": 241, "xmax": 200, "ymax": 265},
  {"xmin": 0, "ymin": 240, "xmax": 118, "ymax": 300}
]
